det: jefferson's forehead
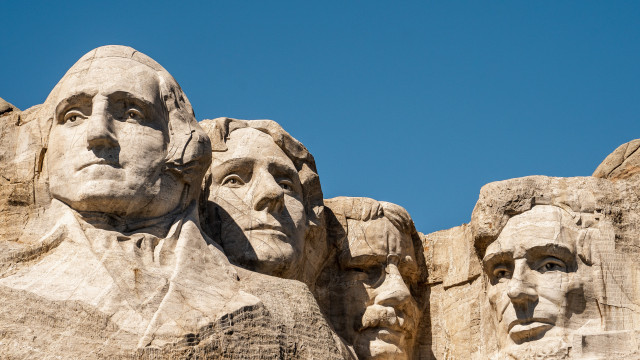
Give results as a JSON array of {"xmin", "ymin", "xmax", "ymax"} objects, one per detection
[
  {"xmin": 213, "ymin": 127, "xmax": 295, "ymax": 169},
  {"xmin": 485, "ymin": 205, "xmax": 577, "ymax": 259}
]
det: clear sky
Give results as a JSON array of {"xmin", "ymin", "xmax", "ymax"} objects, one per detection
[{"xmin": 2, "ymin": 1, "xmax": 639, "ymax": 234}]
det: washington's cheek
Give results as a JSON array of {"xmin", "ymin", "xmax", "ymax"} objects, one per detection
[{"xmin": 117, "ymin": 126, "xmax": 166, "ymax": 181}]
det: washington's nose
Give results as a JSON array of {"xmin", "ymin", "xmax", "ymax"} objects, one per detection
[
  {"xmin": 375, "ymin": 261, "xmax": 412, "ymax": 308},
  {"xmin": 507, "ymin": 261, "xmax": 538, "ymax": 304},
  {"xmin": 253, "ymin": 171, "xmax": 285, "ymax": 213},
  {"xmin": 86, "ymin": 100, "xmax": 117, "ymax": 149}
]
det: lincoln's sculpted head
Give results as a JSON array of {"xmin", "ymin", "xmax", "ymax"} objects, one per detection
[
  {"xmin": 480, "ymin": 205, "xmax": 590, "ymax": 356},
  {"xmin": 200, "ymin": 118, "xmax": 325, "ymax": 282},
  {"xmin": 44, "ymin": 46, "xmax": 211, "ymax": 219}
]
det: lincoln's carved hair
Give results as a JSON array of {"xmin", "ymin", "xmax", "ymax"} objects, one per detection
[{"xmin": 41, "ymin": 45, "xmax": 212, "ymax": 205}]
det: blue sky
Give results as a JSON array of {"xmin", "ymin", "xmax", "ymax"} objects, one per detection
[{"xmin": 2, "ymin": 1, "xmax": 639, "ymax": 234}]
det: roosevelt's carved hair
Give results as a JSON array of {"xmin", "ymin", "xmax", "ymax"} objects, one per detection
[
  {"xmin": 41, "ymin": 45, "xmax": 212, "ymax": 205},
  {"xmin": 324, "ymin": 196, "xmax": 428, "ymax": 283}
]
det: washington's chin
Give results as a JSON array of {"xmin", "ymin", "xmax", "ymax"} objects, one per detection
[{"xmin": 51, "ymin": 182, "xmax": 159, "ymax": 215}]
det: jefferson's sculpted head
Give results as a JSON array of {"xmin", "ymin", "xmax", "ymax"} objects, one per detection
[
  {"xmin": 481, "ymin": 205, "xmax": 588, "ymax": 355},
  {"xmin": 45, "ymin": 46, "xmax": 211, "ymax": 219},
  {"xmin": 322, "ymin": 198, "xmax": 423, "ymax": 360},
  {"xmin": 200, "ymin": 118, "xmax": 325, "ymax": 282}
]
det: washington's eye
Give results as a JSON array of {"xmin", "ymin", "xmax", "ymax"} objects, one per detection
[
  {"xmin": 221, "ymin": 174, "xmax": 244, "ymax": 187},
  {"xmin": 537, "ymin": 257, "xmax": 566, "ymax": 273},
  {"xmin": 126, "ymin": 109, "xmax": 144, "ymax": 121},
  {"xmin": 63, "ymin": 110, "xmax": 86, "ymax": 124}
]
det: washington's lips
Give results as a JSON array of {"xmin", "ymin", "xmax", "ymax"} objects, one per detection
[
  {"xmin": 508, "ymin": 318, "xmax": 554, "ymax": 335},
  {"xmin": 77, "ymin": 158, "xmax": 120, "ymax": 170}
]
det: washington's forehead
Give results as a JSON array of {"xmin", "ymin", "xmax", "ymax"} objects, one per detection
[
  {"xmin": 216, "ymin": 128, "xmax": 292, "ymax": 164},
  {"xmin": 56, "ymin": 59, "xmax": 160, "ymax": 100}
]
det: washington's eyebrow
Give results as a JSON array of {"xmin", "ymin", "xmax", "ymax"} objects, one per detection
[
  {"xmin": 107, "ymin": 91, "xmax": 156, "ymax": 109},
  {"xmin": 55, "ymin": 92, "xmax": 94, "ymax": 117}
]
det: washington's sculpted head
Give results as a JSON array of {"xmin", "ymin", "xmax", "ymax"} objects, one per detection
[
  {"xmin": 200, "ymin": 118, "xmax": 325, "ymax": 282},
  {"xmin": 322, "ymin": 197, "xmax": 424, "ymax": 360},
  {"xmin": 481, "ymin": 205, "xmax": 588, "ymax": 356},
  {"xmin": 45, "ymin": 46, "xmax": 210, "ymax": 219}
]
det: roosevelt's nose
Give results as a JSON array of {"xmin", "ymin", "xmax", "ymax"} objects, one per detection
[
  {"xmin": 252, "ymin": 170, "xmax": 285, "ymax": 213},
  {"xmin": 86, "ymin": 98, "xmax": 117, "ymax": 149},
  {"xmin": 507, "ymin": 260, "xmax": 538, "ymax": 304},
  {"xmin": 374, "ymin": 256, "xmax": 413, "ymax": 308}
]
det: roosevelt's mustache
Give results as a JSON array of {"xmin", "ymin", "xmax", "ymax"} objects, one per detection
[{"xmin": 358, "ymin": 304, "xmax": 417, "ymax": 335}]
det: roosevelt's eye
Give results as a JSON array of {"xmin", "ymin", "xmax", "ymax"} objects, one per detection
[
  {"xmin": 63, "ymin": 110, "xmax": 86, "ymax": 124},
  {"xmin": 537, "ymin": 257, "xmax": 566, "ymax": 273},
  {"xmin": 221, "ymin": 174, "xmax": 244, "ymax": 187}
]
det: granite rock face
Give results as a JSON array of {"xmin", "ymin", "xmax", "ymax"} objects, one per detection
[{"xmin": 2, "ymin": 45, "xmax": 640, "ymax": 359}]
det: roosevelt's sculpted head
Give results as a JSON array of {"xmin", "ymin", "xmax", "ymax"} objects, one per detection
[
  {"xmin": 322, "ymin": 197, "xmax": 424, "ymax": 360},
  {"xmin": 200, "ymin": 118, "xmax": 325, "ymax": 283},
  {"xmin": 44, "ymin": 46, "xmax": 211, "ymax": 219}
]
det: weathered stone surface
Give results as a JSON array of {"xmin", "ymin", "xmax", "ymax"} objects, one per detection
[
  {"xmin": 318, "ymin": 197, "xmax": 428, "ymax": 360},
  {"xmin": 4, "ymin": 44, "xmax": 640, "ymax": 359}
]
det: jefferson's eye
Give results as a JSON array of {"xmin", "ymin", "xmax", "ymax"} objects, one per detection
[
  {"xmin": 279, "ymin": 180, "xmax": 293, "ymax": 191},
  {"xmin": 221, "ymin": 175, "xmax": 244, "ymax": 187},
  {"xmin": 537, "ymin": 258, "xmax": 566, "ymax": 273}
]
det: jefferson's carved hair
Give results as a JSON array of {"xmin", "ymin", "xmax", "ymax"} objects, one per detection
[
  {"xmin": 199, "ymin": 117, "xmax": 326, "ymax": 284},
  {"xmin": 41, "ymin": 45, "xmax": 212, "ymax": 205}
]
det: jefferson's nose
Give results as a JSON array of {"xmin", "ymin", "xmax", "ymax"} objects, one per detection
[
  {"xmin": 507, "ymin": 260, "xmax": 538, "ymax": 304},
  {"xmin": 86, "ymin": 98, "xmax": 117, "ymax": 149},
  {"xmin": 252, "ymin": 170, "xmax": 285, "ymax": 213},
  {"xmin": 375, "ymin": 258, "xmax": 412, "ymax": 308}
]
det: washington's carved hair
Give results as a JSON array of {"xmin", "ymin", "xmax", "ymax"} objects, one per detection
[{"xmin": 41, "ymin": 45, "xmax": 212, "ymax": 205}]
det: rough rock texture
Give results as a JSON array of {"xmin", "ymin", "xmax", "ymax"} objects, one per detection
[{"xmin": 4, "ymin": 44, "xmax": 640, "ymax": 359}]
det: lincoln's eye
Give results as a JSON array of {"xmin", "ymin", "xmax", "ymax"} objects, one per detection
[
  {"xmin": 537, "ymin": 257, "xmax": 566, "ymax": 273},
  {"xmin": 491, "ymin": 265, "xmax": 511, "ymax": 280}
]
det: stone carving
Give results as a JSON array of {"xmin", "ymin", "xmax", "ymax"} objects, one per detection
[
  {"xmin": 318, "ymin": 197, "xmax": 427, "ymax": 360},
  {"xmin": 0, "ymin": 47, "xmax": 347, "ymax": 359},
  {"xmin": 480, "ymin": 205, "xmax": 596, "ymax": 358},
  {"xmin": 199, "ymin": 117, "xmax": 326, "ymax": 286},
  {"xmin": 3, "ymin": 44, "xmax": 640, "ymax": 359}
]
